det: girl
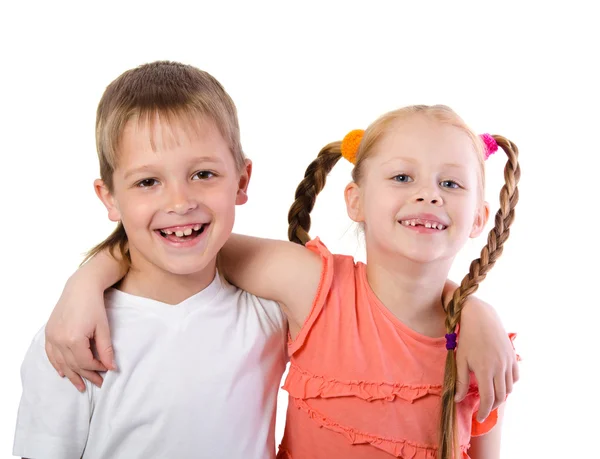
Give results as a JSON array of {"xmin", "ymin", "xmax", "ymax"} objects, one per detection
[
  {"xmin": 220, "ymin": 107, "xmax": 520, "ymax": 458},
  {"xmin": 42, "ymin": 77, "xmax": 513, "ymax": 457}
]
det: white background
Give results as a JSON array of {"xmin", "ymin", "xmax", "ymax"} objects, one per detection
[{"xmin": 1, "ymin": 1, "xmax": 598, "ymax": 457}]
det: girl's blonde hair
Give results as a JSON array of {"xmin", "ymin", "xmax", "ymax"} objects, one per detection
[
  {"xmin": 287, "ymin": 104, "xmax": 520, "ymax": 459},
  {"xmin": 83, "ymin": 61, "xmax": 246, "ymax": 271}
]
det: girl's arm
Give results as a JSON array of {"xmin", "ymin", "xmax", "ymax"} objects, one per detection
[
  {"xmin": 468, "ymin": 404, "xmax": 505, "ymax": 459},
  {"xmin": 45, "ymin": 234, "xmax": 322, "ymax": 387},
  {"xmin": 218, "ymin": 234, "xmax": 322, "ymax": 336}
]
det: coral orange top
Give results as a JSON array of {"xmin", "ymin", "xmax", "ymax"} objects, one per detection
[{"xmin": 277, "ymin": 238, "xmax": 510, "ymax": 459}]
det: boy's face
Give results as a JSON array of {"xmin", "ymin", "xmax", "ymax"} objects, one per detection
[{"xmin": 97, "ymin": 115, "xmax": 250, "ymax": 282}]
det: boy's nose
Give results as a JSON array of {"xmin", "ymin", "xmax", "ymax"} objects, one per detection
[{"xmin": 166, "ymin": 186, "xmax": 198, "ymax": 215}]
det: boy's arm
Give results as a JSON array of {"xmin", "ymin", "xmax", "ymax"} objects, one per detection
[
  {"xmin": 219, "ymin": 234, "xmax": 322, "ymax": 334},
  {"xmin": 45, "ymin": 249, "xmax": 125, "ymax": 390},
  {"xmin": 468, "ymin": 404, "xmax": 505, "ymax": 459},
  {"xmin": 447, "ymin": 282, "xmax": 519, "ymax": 422},
  {"xmin": 14, "ymin": 329, "xmax": 91, "ymax": 459}
]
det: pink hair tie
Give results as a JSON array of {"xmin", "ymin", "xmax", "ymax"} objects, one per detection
[{"xmin": 480, "ymin": 133, "xmax": 498, "ymax": 160}]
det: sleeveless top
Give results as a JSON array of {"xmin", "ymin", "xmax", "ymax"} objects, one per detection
[{"xmin": 277, "ymin": 238, "xmax": 514, "ymax": 459}]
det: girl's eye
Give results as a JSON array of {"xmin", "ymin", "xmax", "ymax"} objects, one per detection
[
  {"xmin": 440, "ymin": 180, "xmax": 460, "ymax": 189},
  {"xmin": 137, "ymin": 178, "xmax": 158, "ymax": 188},
  {"xmin": 393, "ymin": 174, "xmax": 413, "ymax": 183},
  {"xmin": 193, "ymin": 170, "xmax": 215, "ymax": 180}
]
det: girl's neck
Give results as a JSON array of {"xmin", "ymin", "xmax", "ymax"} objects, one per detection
[
  {"xmin": 118, "ymin": 257, "xmax": 217, "ymax": 305},
  {"xmin": 365, "ymin": 249, "xmax": 452, "ymax": 338}
]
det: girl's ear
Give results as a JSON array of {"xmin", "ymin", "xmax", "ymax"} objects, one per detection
[
  {"xmin": 344, "ymin": 182, "xmax": 365, "ymax": 222},
  {"xmin": 470, "ymin": 201, "xmax": 490, "ymax": 238},
  {"xmin": 236, "ymin": 159, "xmax": 252, "ymax": 205},
  {"xmin": 95, "ymin": 179, "xmax": 121, "ymax": 222}
]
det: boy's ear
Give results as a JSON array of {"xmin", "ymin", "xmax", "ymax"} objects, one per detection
[
  {"xmin": 344, "ymin": 182, "xmax": 365, "ymax": 222},
  {"xmin": 94, "ymin": 179, "xmax": 121, "ymax": 222},
  {"xmin": 235, "ymin": 159, "xmax": 252, "ymax": 205},
  {"xmin": 470, "ymin": 201, "xmax": 490, "ymax": 238}
]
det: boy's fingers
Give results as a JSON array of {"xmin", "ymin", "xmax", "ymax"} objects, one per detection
[
  {"xmin": 505, "ymin": 369, "xmax": 514, "ymax": 396},
  {"xmin": 491, "ymin": 374, "xmax": 506, "ymax": 411},
  {"xmin": 476, "ymin": 379, "xmax": 494, "ymax": 422},
  {"xmin": 454, "ymin": 357, "xmax": 470, "ymax": 402}
]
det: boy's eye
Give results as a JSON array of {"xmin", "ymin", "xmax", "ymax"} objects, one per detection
[
  {"xmin": 193, "ymin": 170, "xmax": 215, "ymax": 180},
  {"xmin": 393, "ymin": 174, "xmax": 413, "ymax": 183},
  {"xmin": 137, "ymin": 178, "xmax": 158, "ymax": 188},
  {"xmin": 440, "ymin": 180, "xmax": 460, "ymax": 189}
]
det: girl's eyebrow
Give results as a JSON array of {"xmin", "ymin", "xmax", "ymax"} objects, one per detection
[{"xmin": 380, "ymin": 157, "xmax": 466, "ymax": 170}]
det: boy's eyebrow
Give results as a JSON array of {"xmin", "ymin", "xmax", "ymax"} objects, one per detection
[{"xmin": 123, "ymin": 155, "xmax": 224, "ymax": 180}]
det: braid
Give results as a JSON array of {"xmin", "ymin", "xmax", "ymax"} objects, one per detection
[
  {"xmin": 287, "ymin": 142, "xmax": 343, "ymax": 245},
  {"xmin": 439, "ymin": 135, "xmax": 520, "ymax": 459}
]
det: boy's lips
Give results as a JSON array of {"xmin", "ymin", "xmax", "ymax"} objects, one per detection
[
  {"xmin": 156, "ymin": 223, "xmax": 209, "ymax": 236},
  {"xmin": 154, "ymin": 223, "xmax": 210, "ymax": 242},
  {"xmin": 154, "ymin": 223, "xmax": 210, "ymax": 247}
]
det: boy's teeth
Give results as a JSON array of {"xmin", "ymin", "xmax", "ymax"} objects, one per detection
[
  {"xmin": 183, "ymin": 228, "xmax": 193, "ymax": 236},
  {"xmin": 164, "ymin": 230, "xmax": 173, "ymax": 235},
  {"xmin": 175, "ymin": 230, "xmax": 184, "ymax": 237},
  {"xmin": 425, "ymin": 222, "xmax": 432, "ymax": 228},
  {"xmin": 193, "ymin": 224, "xmax": 201, "ymax": 231}
]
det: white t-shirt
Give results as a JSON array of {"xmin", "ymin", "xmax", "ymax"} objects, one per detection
[{"xmin": 13, "ymin": 272, "xmax": 288, "ymax": 459}]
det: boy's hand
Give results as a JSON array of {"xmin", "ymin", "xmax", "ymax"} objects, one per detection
[
  {"xmin": 455, "ymin": 298, "xmax": 519, "ymax": 422},
  {"xmin": 45, "ymin": 279, "xmax": 116, "ymax": 392}
]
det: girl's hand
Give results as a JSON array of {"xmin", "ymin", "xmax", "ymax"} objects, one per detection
[
  {"xmin": 44, "ymin": 250, "xmax": 124, "ymax": 391},
  {"xmin": 455, "ymin": 299, "xmax": 519, "ymax": 422},
  {"xmin": 45, "ymin": 278, "xmax": 115, "ymax": 392}
]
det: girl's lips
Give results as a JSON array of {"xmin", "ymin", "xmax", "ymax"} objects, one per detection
[
  {"xmin": 399, "ymin": 218, "xmax": 447, "ymax": 230},
  {"xmin": 401, "ymin": 223, "xmax": 446, "ymax": 234}
]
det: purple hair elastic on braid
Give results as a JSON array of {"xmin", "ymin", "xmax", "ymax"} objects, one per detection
[
  {"xmin": 445, "ymin": 333, "xmax": 457, "ymax": 351},
  {"xmin": 480, "ymin": 133, "xmax": 498, "ymax": 160}
]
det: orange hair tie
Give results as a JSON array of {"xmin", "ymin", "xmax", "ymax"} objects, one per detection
[{"xmin": 341, "ymin": 129, "xmax": 364, "ymax": 164}]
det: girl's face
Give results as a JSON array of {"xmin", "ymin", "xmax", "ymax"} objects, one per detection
[
  {"xmin": 345, "ymin": 114, "xmax": 489, "ymax": 265},
  {"xmin": 96, "ymin": 115, "xmax": 250, "ymax": 281}
]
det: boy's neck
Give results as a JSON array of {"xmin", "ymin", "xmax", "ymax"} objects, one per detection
[
  {"xmin": 117, "ymin": 259, "xmax": 218, "ymax": 305},
  {"xmin": 365, "ymin": 249, "xmax": 453, "ymax": 338}
]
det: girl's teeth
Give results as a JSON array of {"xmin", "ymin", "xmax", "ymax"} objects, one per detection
[
  {"xmin": 175, "ymin": 231, "xmax": 184, "ymax": 237},
  {"xmin": 193, "ymin": 225, "xmax": 201, "ymax": 231},
  {"xmin": 164, "ymin": 230, "xmax": 173, "ymax": 235},
  {"xmin": 183, "ymin": 228, "xmax": 193, "ymax": 236},
  {"xmin": 425, "ymin": 222, "xmax": 432, "ymax": 228}
]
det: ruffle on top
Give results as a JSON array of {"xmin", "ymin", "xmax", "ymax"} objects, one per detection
[
  {"xmin": 285, "ymin": 398, "xmax": 470, "ymax": 459},
  {"xmin": 283, "ymin": 364, "xmax": 478, "ymax": 458},
  {"xmin": 283, "ymin": 364, "xmax": 442, "ymax": 403}
]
